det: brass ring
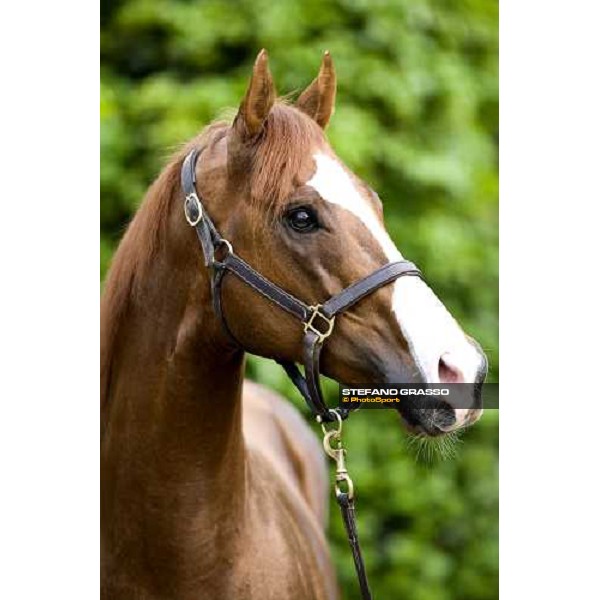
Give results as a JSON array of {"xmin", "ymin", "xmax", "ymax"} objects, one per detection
[
  {"xmin": 184, "ymin": 193, "xmax": 203, "ymax": 227},
  {"xmin": 320, "ymin": 408, "xmax": 343, "ymax": 437},
  {"xmin": 217, "ymin": 239, "xmax": 233, "ymax": 256}
]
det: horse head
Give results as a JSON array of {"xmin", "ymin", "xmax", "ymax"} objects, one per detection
[{"xmin": 191, "ymin": 50, "xmax": 487, "ymax": 436}]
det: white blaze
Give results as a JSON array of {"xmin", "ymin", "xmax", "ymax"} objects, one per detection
[{"xmin": 306, "ymin": 152, "xmax": 483, "ymax": 385}]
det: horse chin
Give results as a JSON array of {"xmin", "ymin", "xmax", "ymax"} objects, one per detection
[
  {"xmin": 396, "ymin": 404, "xmax": 457, "ymax": 438},
  {"xmin": 397, "ymin": 405, "xmax": 483, "ymax": 437},
  {"xmin": 398, "ymin": 413, "xmax": 448, "ymax": 437}
]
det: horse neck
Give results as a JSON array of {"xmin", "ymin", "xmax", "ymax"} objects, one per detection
[{"xmin": 101, "ymin": 165, "xmax": 247, "ymax": 533}]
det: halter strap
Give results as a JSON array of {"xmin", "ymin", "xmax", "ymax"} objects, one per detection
[
  {"xmin": 218, "ymin": 253, "xmax": 310, "ymax": 321},
  {"xmin": 322, "ymin": 260, "xmax": 421, "ymax": 317}
]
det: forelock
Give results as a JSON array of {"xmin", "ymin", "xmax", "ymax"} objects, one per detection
[{"xmin": 249, "ymin": 102, "xmax": 326, "ymax": 216}]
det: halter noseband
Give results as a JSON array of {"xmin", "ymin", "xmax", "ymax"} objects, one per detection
[{"xmin": 181, "ymin": 147, "xmax": 423, "ymax": 423}]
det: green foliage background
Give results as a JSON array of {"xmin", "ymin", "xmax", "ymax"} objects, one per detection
[{"xmin": 101, "ymin": 1, "xmax": 498, "ymax": 598}]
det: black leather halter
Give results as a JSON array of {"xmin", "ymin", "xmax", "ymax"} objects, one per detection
[
  {"xmin": 182, "ymin": 147, "xmax": 422, "ymax": 600},
  {"xmin": 181, "ymin": 148, "xmax": 423, "ymax": 423}
]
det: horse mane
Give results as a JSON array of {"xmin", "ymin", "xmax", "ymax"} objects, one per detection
[
  {"xmin": 100, "ymin": 102, "xmax": 325, "ymax": 407},
  {"xmin": 100, "ymin": 122, "xmax": 228, "ymax": 407}
]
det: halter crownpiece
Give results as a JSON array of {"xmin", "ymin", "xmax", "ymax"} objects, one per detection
[{"xmin": 181, "ymin": 147, "xmax": 423, "ymax": 600}]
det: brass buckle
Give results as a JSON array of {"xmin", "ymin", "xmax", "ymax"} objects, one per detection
[
  {"xmin": 184, "ymin": 192, "xmax": 203, "ymax": 227},
  {"xmin": 304, "ymin": 305, "xmax": 335, "ymax": 343}
]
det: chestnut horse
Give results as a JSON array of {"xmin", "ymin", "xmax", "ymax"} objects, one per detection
[{"xmin": 101, "ymin": 50, "xmax": 487, "ymax": 600}]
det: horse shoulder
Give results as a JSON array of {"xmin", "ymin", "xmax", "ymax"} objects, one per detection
[{"xmin": 242, "ymin": 379, "xmax": 329, "ymax": 527}]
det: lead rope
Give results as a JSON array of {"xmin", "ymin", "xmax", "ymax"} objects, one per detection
[{"xmin": 320, "ymin": 410, "xmax": 373, "ymax": 600}]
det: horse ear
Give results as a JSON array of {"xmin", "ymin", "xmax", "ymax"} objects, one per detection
[
  {"xmin": 296, "ymin": 51, "xmax": 336, "ymax": 129},
  {"xmin": 233, "ymin": 49, "xmax": 276, "ymax": 138}
]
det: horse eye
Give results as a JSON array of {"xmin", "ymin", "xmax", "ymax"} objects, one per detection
[{"xmin": 285, "ymin": 206, "xmax": 319, "ymax": 232}]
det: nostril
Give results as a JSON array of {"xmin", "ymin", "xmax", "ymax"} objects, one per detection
[{"xmin": 438, "ymin": 353, "xmax": 465, "ymax": 384}]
